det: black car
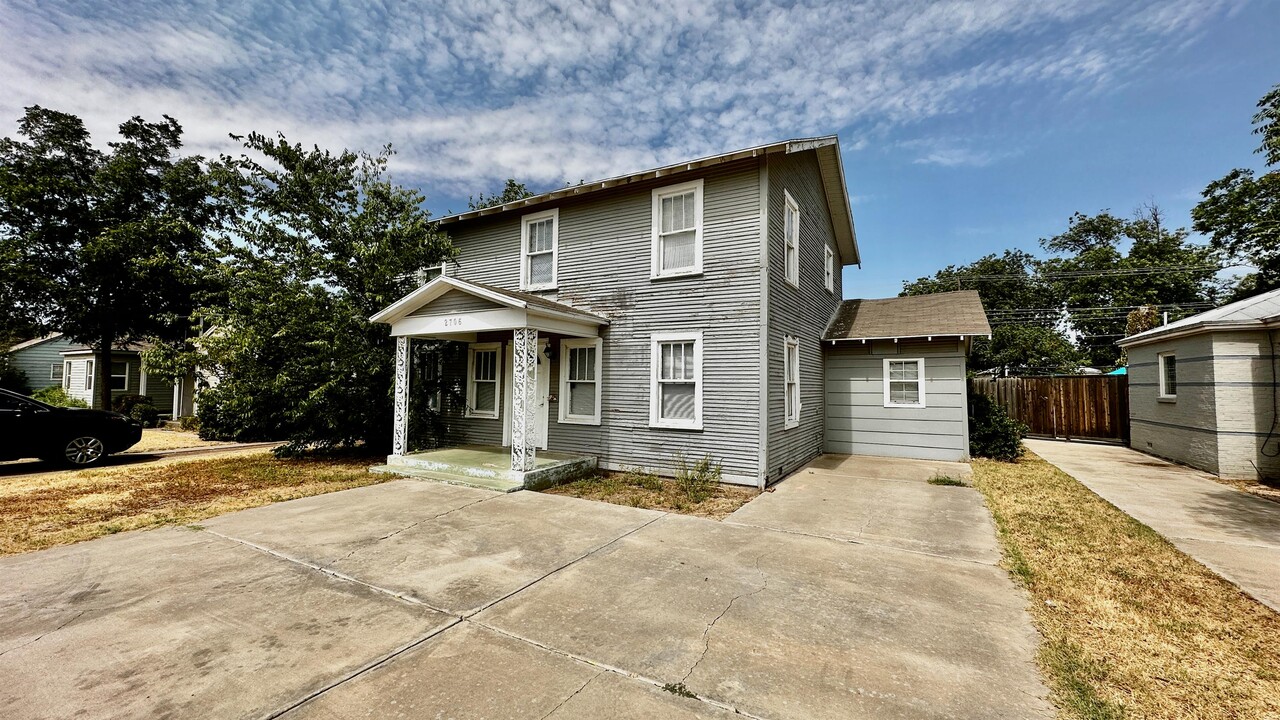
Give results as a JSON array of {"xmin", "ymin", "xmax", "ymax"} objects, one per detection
[{"xmin": 0, "ymin": 388, "xmax": 144, "ymax": 466}]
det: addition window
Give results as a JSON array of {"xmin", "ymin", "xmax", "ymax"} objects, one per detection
[
  {"xmin": 884, "ymin": 358, "xmax": 925, "ymax": 408},
  {"xmin": 85, "ymin": 360, "xmax": 94, "ymax": 392},
  {"xmin": 62, "ymin": 362, "xmax": 72, "ymax": 390},
  {"xmin": 50, "ymin": 363, "xmax": 63, "ymax": 381},
  {"xmin": 1158, "ymin": 353, "xmax": 1177, "ymax": 400},
  {"xmin": 111, "ymin": 361, "xmax": 129, "ymax": 392},
  {"xmin": 559, "ymin": 338, "xmax": 602, "ymax": 425},
  {"xmin": 784, "ymin": 336, "xmax": 800, "ymax": 429},
  {"xmin": 784, "ymin": 190, "xmax": 800, "ymax": 287},
  {"xmin": 650, "ymin": 331, "xmax": 702, "ymax": 429},
  {"xmin": 521, "ymin": 209, "xmax": 558, "ymax": 290},
  {"xmin": 651, "ymin": 179, "xmax": 703, "ymax": 278},
  {"xmin": 466, "ymin": 343, "xmax": 502, "ymax": 418},
  {"xmin": 824, "ymin": 246, "xmax": 835, "ymax": 293}
]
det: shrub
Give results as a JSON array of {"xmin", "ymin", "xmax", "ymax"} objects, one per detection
[
  {"xmin": 32, "ymin": 385, "xmax": 90, "ymax": 408},
  {"xmin": 178, "ymin": 415, "xmax": 200, "ymax": 432},
  {"xmin": 674, "ymin": 453, "xmax": 721, "ymax": 502},
  {"xmin": 0, "ymin": 358, "xmax": 31, "ymax": 394},
  {"xmin": 112, "ymin": 393, "xmax": 150, "ymax": 415},
  {"xmin": 968, "ymin": 393, "xmax": 1028, "ymax": 461},
  {"xmin": 129, "ymin": 402, "xmax": 160, "ymax": 428}
]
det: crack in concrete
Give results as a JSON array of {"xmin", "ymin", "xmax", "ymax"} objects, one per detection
[
  {"xmin": 680, "ymin": 550, "xmax": 771, "ymax": 686},
  {"xmin": 537, "ymin": 670, "xmax": 602, "ymax": 720},
  {"xmin": 0, "ymin": 610, "xmax": 84, "ymax": 659},
  {"xmin": 325, "ymin": 494, "xmax": 497, "ymax": 568}
]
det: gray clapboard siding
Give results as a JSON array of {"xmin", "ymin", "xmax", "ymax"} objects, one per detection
[
  {"xmin": 6, "ymin": 336, "xmax": 74, "ymax": 391},
  {"xmin": 764, "ymin": 150, "xmax": 843, "ymax": 483},
  {"xmin": 409, "ymin": 289, "xmax": 503, "ymax": 316},
  {"xmin": 437, "ymin": 158, "xmax": 763, "ymax": 483},
  {"xmin": 823, "ymin": 341, "xmax": 969, "ymax": 461}
]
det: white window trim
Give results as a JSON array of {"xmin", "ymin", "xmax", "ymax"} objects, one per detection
[
  {"xmin": 883, "ymin": 358, "xmax": 926, "ymax": 409},
  {"xmin": 650, "ymin": 179, "xmax": 704, "ymax": 280},
  {"xmin": 784, "ymin": 189, "xmax": 800, "ymax": 288},
  {"xmin": 50, "ymin": 363, "xmax": 62, "ymax": 381},
  {"xmin": 416, "ymin": 264, "xmax": 446, "ymax": 285},
  {"xmin": 559, "ymin": 337, "xmax": 603, "ymax": 425},
  {"xmin": 823, "ymin": 246, "xmax": 835, "ymax": 293},
  {"xmin": 1158, "ymin": 352, "xmax": 1177, "ymax": 400},
  {"xmin": 784, "ymin": 335, "xmax": 801, "ymax": 429},
  {"xmin": 111, "ymin": 361, "xmax": 129, "ymax": 392},
  {"xmin": 62, "ymin": 362, "xmax": 71, "ymax": 390},
  {"xmin": 85, "ymin": 359, "xmax": 94, "ymax": 392},
  {"xmin": 466, "ymin": 342, "xmax": 502, "ymax": 419},
  {"xmin": 649, "ymin": 330, "xmax": 703, "ymax": 430},
  {"xmin": 520, "ymin": 208, "xmax": 559, "ymax": 291}
]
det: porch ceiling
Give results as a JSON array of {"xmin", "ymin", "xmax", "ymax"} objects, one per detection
[{"xmin": 372, "ymin": 276, "xmax": 609, "ymax": 339}]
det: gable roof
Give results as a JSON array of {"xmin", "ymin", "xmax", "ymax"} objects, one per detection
[
  {"xmin": 437, "ymin": 137, "xmax": 860, "ymax": 266},
  {"xmin": 823, "ymin": 291, "xmax": 991, "ymax": 341},
  {"xmin": 6, "ymin": 333, "xmax": 64, "ymax": 353},
  {"xmin": 1117, "ymin": 288, "xmax": 1280, "ymax": 348},
  {"xmin": 371, "ymin": 275, "xmax": 610, "ymax": 327}
]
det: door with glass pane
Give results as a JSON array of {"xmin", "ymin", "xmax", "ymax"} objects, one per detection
[{"xmin": 502, "ymin": 340, "xmax": 550, "ymax": 449}]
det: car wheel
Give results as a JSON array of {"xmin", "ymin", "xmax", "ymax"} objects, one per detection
[{"xmin": 64, "ymin": 436, "xmax": 107, "ymax": 466}]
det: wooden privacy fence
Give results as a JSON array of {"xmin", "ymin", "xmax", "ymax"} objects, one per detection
[{"xmin": 969, "ymin": 375, "xmax": 1130, "ymax": 442}]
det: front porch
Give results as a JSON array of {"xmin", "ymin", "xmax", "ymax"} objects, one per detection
[{"xmin": 372, "ymin": 445, "xmax": 598, "ymax": 492}]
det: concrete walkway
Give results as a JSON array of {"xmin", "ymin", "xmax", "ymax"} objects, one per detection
[
  {"xmin": 1027, "ymin": 439, "xmax": 1280, "ymax": 612},
  {"xmin": 0, "ymin": 456, "xmax": 1051, "ymax": 719}
]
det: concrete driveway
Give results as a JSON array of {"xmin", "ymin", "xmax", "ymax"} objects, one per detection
[{"xmin": 0, "ymin": 456, "xmax": 1051, "ymax": 719}]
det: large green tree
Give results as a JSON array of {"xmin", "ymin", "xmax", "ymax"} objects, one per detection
[
  {"xmin": 1193, "ymin": 83, "xmax": 1280, "ymax": 298},
  {"xmin": 193, "ymin": 133, "xmax": 452, "ymax": 453},
  {"xmin": 0, "ymin": 107, "xmax": 218, "ymax": 407}
]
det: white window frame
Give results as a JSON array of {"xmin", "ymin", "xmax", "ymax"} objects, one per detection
[
  {"xmin": 466, "ymin": 342, "xmax": 502, "ymax": 419},
  {"xmin": 62, "ymin": 361, "xmax": 72, "ymax": 390},
  {"xmin": 110, "ymin": 361, "xmax": 129, "ymax": 392},
  {"xmin": 50, "ymin": 363, "xmax": 63, "ymax": 381},
  {"xmin": 784, "ymin": 335, "xmax": 801, "ymax": 429},
  {"xmin": 649, "ymin": 331, "xmax": 703, "ymax": 430},
  {"xmin": 520, "ymin": 208, "xmax": 559, "ymax": 291},
  {"xmin": 559, "ymin": 338, "xmax": 603, "ymax": 425},
  {"xmin": 883, "ymin": 358, "xmax": 926, "ymax": 409},
  {"xmin": 416, "ymin": 264, "xmax": 445, "ymax": 285},
  {"xmin": 85, "ymin": 359, "xmax": 95, "ymax": 392},
  {"xmin": 784, "ymin": 189, "xmax": 800, "ymax": 288},
  {"xmin": 650, "ymin": 179, "xmax": 704, "ymax": 279},
  {"xmin": 1158, "ymin": 352, "xmax": 1177, "ymax": 400},
  {"xmin": 823, "ymin": 246, "xmax": 835, "ymax": 293}
]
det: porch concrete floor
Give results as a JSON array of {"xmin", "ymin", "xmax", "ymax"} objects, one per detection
[
  {"xmin": 0, "ymin": 455, "xmax": 1051, "ymax": 719},
  {"xmin": 374, "ymin": 445, "xmax": 596, "ymax": 492}
]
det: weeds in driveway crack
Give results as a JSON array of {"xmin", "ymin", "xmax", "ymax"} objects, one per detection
[{"xmin": 679, "ymin": 550, "xmax": 772, "ymax": 686}]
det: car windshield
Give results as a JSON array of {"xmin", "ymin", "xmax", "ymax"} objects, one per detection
[{"xmin": 0, "ymin": 391, "xmax": 54, "ymax": 411}]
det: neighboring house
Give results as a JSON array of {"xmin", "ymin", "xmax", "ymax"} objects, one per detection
[
  {"xmin": 1118, "ymin": 288, "xmax": 1280, "ymax": 480},
  {"xmin": 372, "ymin": 137, "xmax": 989, "ymax": 488},
  {"xmin": 4, "ymin": 334, "xmax": 195, "ymax": 417}
]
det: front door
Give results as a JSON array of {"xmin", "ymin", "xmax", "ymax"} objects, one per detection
[{"xmin": 502, "ymin": 339, "xmax": 550, "ymax": 450}]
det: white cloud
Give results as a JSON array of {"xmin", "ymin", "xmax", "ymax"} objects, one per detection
[{"xmin": 0, "ymin": 0, "xmax": 1246, "ymax": 198}]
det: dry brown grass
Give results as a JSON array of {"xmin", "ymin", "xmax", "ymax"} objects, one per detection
[
  {"xmin": 0, "ymin": 453, "xmax": 387, "ymax": 556},
  {"xmin": 973, "ymin": 451, "xmax": 1280, "ymax": 720},
  {"xmin": 1211, "ymin": 475, "xmax": 1280, "ymax": 505},
  {"xmin": 542, "ymin": 468, "xmax": 757, "ymax": 520},
  {"xmin": 125, "ymin": 428, "xmax": 235, "ymax": 454}
]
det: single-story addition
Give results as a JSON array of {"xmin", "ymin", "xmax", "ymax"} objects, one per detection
[
  {"xmin": 371, "ymin": 137, "xmax": 990, "ymax": 491},
  {"xmin": 4, "ymin": 333, "xmax": 197, "ymax": 416},
  {"xmin": 1118, "ymin": 287, "xmax": 1280, "ymax": 480}
]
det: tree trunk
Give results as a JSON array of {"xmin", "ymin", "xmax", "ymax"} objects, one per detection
[{"xmin": 98, "ymin": 334, "xmax": 113, "ymax": 411}]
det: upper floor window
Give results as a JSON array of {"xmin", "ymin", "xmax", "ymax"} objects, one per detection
[
  {"xmin": 467, "ymin": 343, "xmax": 502, "ymax": 418},
  {"xmin": 884, "ymin": 358, "xmax": 925, "ymax": 408},
  {"xmin": 416, "ymin": 264, "xmax": 444, "ymax": 285},
  {"xmin": 521, "ymin": 209, "xmax": 558, "ymax": 291},
  {"xmin": 560, "ymin": 338, "xmax": 602, "ymax": 425},
  {"xmin": 651, "ymin": 179, "xmax": 703, "ymax": 279},
  {"xmin": 650, "ymin": 331, "xmax": 702, "ymax": 429},
  {"xmin": 784, "ymin": 190, "xmax": 800, "ymax": 287},
  {"xmin": 824, "ymin": 246, "xmax": 835, "ymax": 293},
  {"xmin": 784, "ymin": 336, "xmax": 800, "ymax": 429},
  {"xmin": 1159, "ymin": 353, "xmax": 1177, "ymax": 400}
]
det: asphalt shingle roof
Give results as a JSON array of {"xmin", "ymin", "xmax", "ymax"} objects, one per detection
[{"xmin": 823, "ymin": 290, "xmax": 991, "ymax": 341}]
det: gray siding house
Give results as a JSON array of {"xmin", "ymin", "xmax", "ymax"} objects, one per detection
[
  {"xmin": 1118, "ymin": 288, "xmax": 1280, "ymax": 479},
  {"xmin": 373, "ymin": 137, "xmax": 989, "ymax": 488}
]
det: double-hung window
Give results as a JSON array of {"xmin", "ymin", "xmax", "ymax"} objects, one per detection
[
  {"xmin": 521, "ymin": 209, "xmax": 558, "ymax": 290},
  {"xmin": 467, "ymin": 343, "xmax": 501, "ymax": 418},
  {"xmin": 784, "ymin": 336, "xmax": 800, "ymax": 429},
  {"xmin": 560, "ymin": 338, "xmax": 602, "ymax": 424},
  {"xmin": 1158, "ymin": 353, "xmax": 1177, "ymax": 400},
  {"xmin": 110, "ymin": 361, "xmax": 129, "ymax": 392},
  {"xmin": 85, "ymin": 360, "xmax": 94, "ymax": 392},
  {"xmin": 50, "ymin": 363, "xmax": 63, "ymax": 382},
  {"xmin": 651, "ymin": 180, "xmax": 703, "ymax": 278},
  {"xmin": 62, "ymin": 362, "xmax": 72, "ymax": 390},
  {"xmin": 823, "ymin": 246, "xmax": 835, "ymax": 293},
  {"xmin": 650, "ymin": 331, "xmax": 702, "ymax": 429},
  {"xmin": 784, "ymin": 190, "xmax": 800, "ymax": 287},
  {"xmin": 884, "ymin": 358, "xmax": 925, "ymax": 408}
]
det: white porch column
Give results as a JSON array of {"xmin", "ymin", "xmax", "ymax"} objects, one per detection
[
  {"xmin": 392, "ymin": 336, "xmax": 410, "ymax": 456},
  {"xmin": 510, "ymin": 328, "xmax": 538, "ymax": 472}
]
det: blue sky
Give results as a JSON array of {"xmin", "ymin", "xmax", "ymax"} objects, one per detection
[{"xmin": 2, "ymin": 0, "xmax": 1277, "ymax": 299}]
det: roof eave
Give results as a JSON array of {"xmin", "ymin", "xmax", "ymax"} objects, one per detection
[
  {"xmin": 825, "ymin": 333, "xmax": 989, "ymax": 343},
  {"xmin": 798, "ymin": 140, "xmax": 859, "ymax": 267},
  {"xmin": 1116, "ymin": 318, "xmax": 1280, "ymax": 348}
]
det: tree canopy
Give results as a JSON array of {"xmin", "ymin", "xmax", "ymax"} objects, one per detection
[{"xmin": 468, "ymin": 178, "xmax": 534, "ymax": 210}]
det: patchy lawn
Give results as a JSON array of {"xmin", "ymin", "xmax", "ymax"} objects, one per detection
[
  {"xmin": 972, "ymin": 451, "xmax": 1280, "ymax": 720},
  {"xmin": 0, "ymin": 453, "xmax": 387, "ymax": 556},
  {"xmin": 542, "ymin": 467, "xmax": 757, "ymax": 520},
  {"xmin": 125, "ymin": 428, "xmax": 236, "ymax": 454}
]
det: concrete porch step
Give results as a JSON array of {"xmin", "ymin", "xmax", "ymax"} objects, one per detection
[{"xmin": 369, "ymin": 465, "xmax": 525, "ymax": 493}]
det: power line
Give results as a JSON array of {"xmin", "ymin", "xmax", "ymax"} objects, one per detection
[{"xmin": 914, "ymin": 263, "xmax": 1248, "ymax": 285}]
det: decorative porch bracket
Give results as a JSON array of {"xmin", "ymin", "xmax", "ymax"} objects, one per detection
[
  {"xmin": 511, "ymin": 328, "xmax": 539, "ymax": 472},
  {"xmin": 393, "ymin": 336, "xmax": 410, "ymax": 456}
]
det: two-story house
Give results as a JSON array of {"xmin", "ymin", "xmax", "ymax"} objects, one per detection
[{"xmin": 371, "ymin": 137, "xmax": 989, "ymax": 490}]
